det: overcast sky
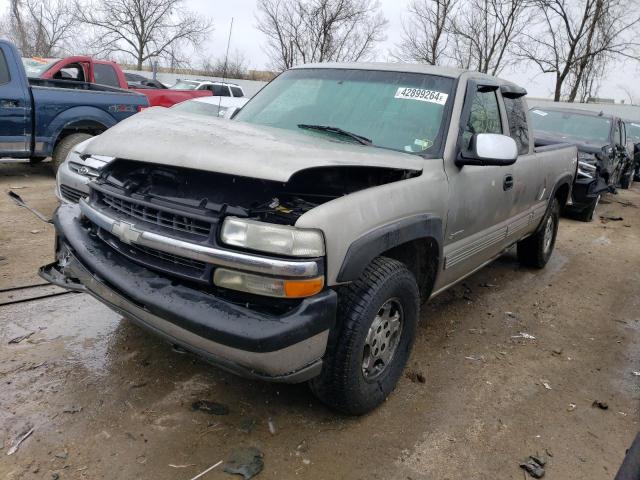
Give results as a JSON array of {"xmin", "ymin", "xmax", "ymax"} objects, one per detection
[
  {"xmin": 4, "ymin": 0, "xmax": 639, "ymax": 101},
  {"xmin": 192, "ymin": 0, "xmax": 640, "ymax": 103}
]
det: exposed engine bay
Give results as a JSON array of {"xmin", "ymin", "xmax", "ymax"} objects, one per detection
[{"xmin": 95, "ymin": 159, "xmax": 420, "ymax": 225}]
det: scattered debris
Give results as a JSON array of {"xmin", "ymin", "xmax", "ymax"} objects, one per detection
[
  {"xmin": 224, "ymin": 447, "xmax": 264, "ymax": 480},
  {"xmin": 239, "ymin": 418, "xmax": 257, "ymax": 434},
  {"xmin": 567, "ymin": 403, "xmax": 577, "ymax": 412},
  {"xmin": 7, "ymin": 427, "xmax": 34, "ymax": 455},
  {"xmin": 505, "ymin": 311, "xmax": 517, "ymax": 319},
  {"xmin": 302, "ymin": 458, "xmax": 311, "ymax": 465},
  {"xmin": 169, "ymin": 463, "xmax": 196, "ymax": 468},
  {"xmin": 128, "ymin": 381, "xmax": 148, "ymax": 389},
  {"xmin": 30, "ymin": 229, "xmax": 41, "ymax": 234},
  {"xmin": 600, "ymin": 215, "xmax": 624, "ymax": 223},
  {"xmin": 191, "ymin": 400, "xmax": 229, "ymax": 416},
  {"xmin": 268, "ymin": 417, "xmax": 277, "ymax": 435},
  {"xmin": 63, "ymin": 405, "xmax": 82, "ymax": 414},
  {"xmin": 0, "ymin": 255, "xmax": 6, "ymax": 262},
  {"xmin": 189, "ymin": 460, "xmax": 223, "ymax": 480},
  {"xmin": 296, "ymin": 440, "xmax": 309, "ymax": 454},
  {"xmin": 480, "ymin": 282, "xmax": 498, "ymax": 288},
  {"xmin": 405, "ymin": 370, "xmax": 426, "ymax": 383},
  {"xmin": 51, "ymin": 473, "xmax": 60, "ymax": 480},
  {"xmin": 8, "ymin": 331, "xmax": 35, "ymax": 344},
  {"xmin": 55, "ymin": 451, "xmax": 68, "ymax": 460},
  {"xmin": 520, "ymin": 455, "xmax": 546, "ymax": 478},
  {"xmin": 512, "ymin": 332, "xmax": 536, "ymax": 340},
  {"xmin": 541, "ymin": 380, "xmax": 552, "ymax": 390},
  {"xmin": 552, "ymin": 348, "xmax": 563, "ymax": 356},
  {"xmin": 592, "ymin": 400, "xmax": 608, "ymax": 410},
  {"xmin": 632, "ymin": 371, "xmax": 640, "ymax": 376}
]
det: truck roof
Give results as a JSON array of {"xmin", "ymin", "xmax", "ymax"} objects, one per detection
[
  {"xmin": 531, "ymin": 105, "xmax": 617, "ymax": 120},
  {"xmin": 293, "ymin": 62, "xmax": 495, "ymax": 81}
]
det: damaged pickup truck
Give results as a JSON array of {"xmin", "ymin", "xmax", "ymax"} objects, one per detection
[{"xmin": 41, "ymin": 64, "xmax": 577, "ymax": 414}]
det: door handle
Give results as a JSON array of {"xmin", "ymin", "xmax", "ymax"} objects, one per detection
[
  {"xmin": 503, "ymin": 174, "xmax": 514, "ymax": 191},
  {"xmin": 0, "ymin": 99, "xmax": 20, "ymax": 108}
]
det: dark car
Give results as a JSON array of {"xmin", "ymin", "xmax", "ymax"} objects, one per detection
[
  {"xmin": 624, "ymin": 119, "xmax": 640, "ymax": 181},
  {"xmin": 531, "ymin": 107, "xmax": 634, "ymax": 221},
  {"xmin": 124, "ymin": 72, "xmax": 167, "ymax": 89}
]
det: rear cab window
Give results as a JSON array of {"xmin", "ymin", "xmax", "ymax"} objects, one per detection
[
  {"xmin": 231, "ymin": 86, "xmax": 243, "ymax": 97},
  {"xmin": 212, "ymin": 84, "xmax": 231, "ymax": 96},
  {"xmin": 94, "ymin": 64, "xmax": 121, "ymax": 88}
]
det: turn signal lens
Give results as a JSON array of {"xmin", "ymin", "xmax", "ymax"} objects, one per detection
[{"xmin": 213, "ymin": 268, "xmax": 324, "ymax": 298}]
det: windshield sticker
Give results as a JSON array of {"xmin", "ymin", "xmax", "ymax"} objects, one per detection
[
  {"xmin": 531, "ymin": 110, "xmax": 548, "ymax": 116},
  {"xmin": 395, "ymin": 87, "xmax": 448, "ymax": 105},
  {"xmin": 414, "ymin": 139, "xmax": 433, "ymax": 150}
]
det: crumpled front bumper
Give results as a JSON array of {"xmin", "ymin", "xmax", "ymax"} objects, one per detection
[
  {"xmin": 40, "ymin": 204, "xmax": 337, "ymax": 383},
  {"xmin": 568, "ymin": 176, "xmax": 609, "ymax": 212}
]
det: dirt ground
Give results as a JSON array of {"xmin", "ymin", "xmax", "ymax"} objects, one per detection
[{"xmin": 1, "ymin": 161, "xmax": 639, "ymax": 480}]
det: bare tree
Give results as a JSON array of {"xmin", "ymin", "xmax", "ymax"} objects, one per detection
[
  {"xmin": 74, "ymin": 0, "xmax": 213, "ymax": 70},
  {"xmin": 2, "ymin": 0, "xmax": 77, "ymax": 56},
  {"xmin": 202, "ymin": 50, "xmax": 249, "ymax": 79},
  {"xmin": 395, "ymin": 0, "xmax": 457, "ymax": 65},
  {"xmin": 449, "ymin": 0, "xmax": 531, "ymax": 75},
  {"xmin": 519, "ymin": 0, "xmax": 640, "ymax": 101},
  {"xmin": 256, "ymin": 0, "xmax": 388, "ymax": 71}
]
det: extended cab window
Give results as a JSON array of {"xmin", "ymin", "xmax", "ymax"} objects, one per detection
[
  {"xmin": 461, "ymin": 88, "xmax": 502, "ymax": 152},
  {"xmin": 94, "ymin": 64, "xmax": 120, "ymax": 88},
  {"xmin": 235, "ymin": 68, "xmax": 454, "ymax": 155},
  {"xmin": 504, "ymin": 97, "xmax": 529, "ymax": 155},
  {"xmin": 0, "ymin": 50, "xmax": 10, "ymax": 84}
]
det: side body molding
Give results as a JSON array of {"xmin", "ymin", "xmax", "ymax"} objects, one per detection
[{"xmin": 336, "ymin": 214, "xmax": 443, "ymax": 283}]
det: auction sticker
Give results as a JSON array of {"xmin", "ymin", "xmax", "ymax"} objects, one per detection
[{"xmin": 395, "ymin": 87, "xmax": 448, "ymax": 105}]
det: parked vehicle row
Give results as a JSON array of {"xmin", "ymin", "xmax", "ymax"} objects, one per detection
[
  {"xmin": 531, "ymin": 107, "xmax": 636, "ymax": 221},
  {"xmin": 0, "ymin": 41, "xmax": 148, "ymax": 172},
  {"xmin": 41, "ymin": 62, "xmax": 577, "ymax": 415},
  {"xmin": 22, "ymin": 55, "xmax": 212, "ymax": 107}
]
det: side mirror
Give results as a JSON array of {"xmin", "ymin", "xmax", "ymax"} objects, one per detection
[{"xmin": 457, "ymin": 133, "xmax": 518, "ymax": 167}]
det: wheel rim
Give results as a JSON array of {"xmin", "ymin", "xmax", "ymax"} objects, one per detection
[
  {"xmin": 362, "ymin": 298, "xmax": 403, "ymax": 381},
  {"xmin": 543, "ymin": 213, "xmax": 555, "ymax": 254}
]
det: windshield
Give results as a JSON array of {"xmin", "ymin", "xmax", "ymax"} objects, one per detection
[
  {"xmin": 22, "ymin": 57, "xmax": 59, "ymax": 77},
  {"xmin": 530, "ymin": 109, "xmax": 611, "ymax": 143},
  {"xmin": 627, "ymin": 122, "xmax": 640, "ymax": 143},
  {"xmin": 234, "ymin": 68, "xmax": 454, "ymax": 155},
  {"xmin": 170, "ymin": 80, "xmax": 198, "ymax": 90},
  {"xmin": 171, "ymin": 100, "xmax": 226, "ymax": 117}
]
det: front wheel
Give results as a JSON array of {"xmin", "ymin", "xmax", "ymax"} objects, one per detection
[
  {"xmin": 517, "ymin": 197, "xmax": 560, "ymax": 268},
  {"xmin": 309, "ymin": 257, "xmax": 419, "ymax": 415},
  {"xmin": 51, "ymin": 133, "xmax": 93, "ymax": 174}
]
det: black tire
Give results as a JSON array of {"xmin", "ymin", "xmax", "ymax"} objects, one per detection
[
  {"xmin": 51, "ymin": 133, "xmax": 93, "ymax": 174},
  {"xmin": 574, "ymin": 194, "xmax": 600, "ymax": 222},
  {"xmin": 517, "ymin": 197, "xmax": 560, "ymax": 268},
  {"xmin": 309, "ymin": 257, "xmax": 420, "ymax": 415}
]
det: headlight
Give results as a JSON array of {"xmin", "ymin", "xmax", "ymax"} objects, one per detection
[
  {"xmin": 220, "ymin": 217, "xmax": 325, "ymax": 257},
  {"xmin": 213, "ymin": 268, "xmax": 324, "ymax": 298}
]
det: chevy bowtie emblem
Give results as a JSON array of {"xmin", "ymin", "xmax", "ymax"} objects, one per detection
[{"xmin": 111, "ymin": 220, "xmax": 141, "ymax": 245}]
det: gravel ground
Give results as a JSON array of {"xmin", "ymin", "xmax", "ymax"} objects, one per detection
[{"xmin": 1, "ymin": 161, "xmax": 639, "ymax": 479}]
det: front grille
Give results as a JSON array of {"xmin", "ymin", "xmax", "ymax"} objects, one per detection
[
  {"xmin": 98, "ymin": 229, "xmax": 209, "ymax": 281},
  {"xmin": 60, "ymin": 184, "xmax": 86, "ymax": 203},
  {"xmin": 99, "ymin": 191, "xmax": 213, "ymax": 237}
]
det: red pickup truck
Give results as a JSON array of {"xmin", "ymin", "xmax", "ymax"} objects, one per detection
[{"xmin": 23, "ymin": 57, "xmax": 212, "ymax": 107}]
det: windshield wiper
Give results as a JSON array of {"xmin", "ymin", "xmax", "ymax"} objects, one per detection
[{"xmin": 297, "ymin": 124, "xmax": 372, "ymax": 145}]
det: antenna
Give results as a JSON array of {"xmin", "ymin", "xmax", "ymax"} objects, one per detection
[{"xmin": 219, "ymin": 17, "xmax": 234, "ymax": 114}]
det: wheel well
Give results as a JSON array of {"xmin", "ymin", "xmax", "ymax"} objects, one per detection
[
  {"xmin": 380, "ymin": 237, "xmax": 439, "ymax": 300},
  {"xmin": 555, "ymin": 182, "xmax": 570, "ymax": 208},
  {"xmin": 55, "ymin": 120, "xmax": 107, "ymax": 148}
]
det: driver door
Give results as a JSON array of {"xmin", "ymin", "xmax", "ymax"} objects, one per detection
[
  {"xmin": 439, "ymin": 81, "xmax": 516, "ymax": 288},
  {"xmin": 0, "ymin": 45, "xmax": 30, "ymax": 157}
]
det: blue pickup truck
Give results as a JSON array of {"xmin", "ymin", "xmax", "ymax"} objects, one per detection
[{"xmin": 0, "ymin": 40, "xmax": 148, "ymax": 172}]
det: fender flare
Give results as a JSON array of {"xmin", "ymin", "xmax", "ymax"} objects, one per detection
[
  {"xmin": 46, "ymin": 107, "xmax": 116, "ymax": 150},
  {"xmin": 336, "ymin": 214, "xmax": 443, "ymax": 283}
]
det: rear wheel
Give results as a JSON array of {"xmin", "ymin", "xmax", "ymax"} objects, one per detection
[
  {"xmin": 517, "ymin": 197, "xmax": 560, "ymax": 268},
  {"xmin": 309, "ymin": 257, "xmax": 419, "ymax": 415},
  {"xmin": 51, "ymin": 133, "xmax": 93, "ymax": 174}
]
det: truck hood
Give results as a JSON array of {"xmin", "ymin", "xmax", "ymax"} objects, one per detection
[{"xmin": 83, "ymin": 107, "xmax": 425, "ymax": 182}]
